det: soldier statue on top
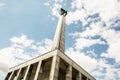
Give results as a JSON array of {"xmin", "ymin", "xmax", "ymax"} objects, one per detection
[{"xmin": 60, "ymin": 8, "xmax": 67, "ymax": 16}]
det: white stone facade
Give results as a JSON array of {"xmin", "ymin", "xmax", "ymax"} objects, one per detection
[{"xmin": 5, "ymin": 50, "xmax": 96, "ymax": 80}]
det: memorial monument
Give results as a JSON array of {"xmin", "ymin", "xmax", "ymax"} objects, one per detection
[{"xmin": 5, "ymin": 8, "xmax": 96, "ymax": 80}]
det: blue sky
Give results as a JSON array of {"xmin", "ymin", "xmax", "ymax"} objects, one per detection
[{"xmin": 0, "ymin": 0, "xmax": 120, "ymax": 80}]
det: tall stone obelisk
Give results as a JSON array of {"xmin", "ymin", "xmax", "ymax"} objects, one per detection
[{"xmin": 51, "ymin": 8, "xmax": 67, "ymax": 53}]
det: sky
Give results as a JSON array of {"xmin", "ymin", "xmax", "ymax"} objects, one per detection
[{"xmin": 0, "ymin": 0, "xmax": 120, "ymax": 80}]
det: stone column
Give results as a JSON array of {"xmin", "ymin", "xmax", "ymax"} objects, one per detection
[
  {"xmin": 66, "ymin": 65, "xmax": 72, "ymax": 80},
  {"xmin": 34, "ymin": 61, "xmax": 42, "ymax": 80},
  {"xmin": 77, "ymin": 72, "xmax": 82, "ymax": 80},
  {"xmin": 49, "ymin": 55, "xmax": 60, "ymax": 80},
  {"xmin": 16, "ymin": 68, "xmax": 22, "ymax": 80},
  {"xmin": 23, "ymin": 65, "xmax": 31, "ymax": 80},
  {"xmin": 5, "ymin": 72, "xmax": 11, "ymax": 80},
  {"xmin": 8, "ymin": 71, "xmax": 14, "ymax": 80},
  {"xmin": 87, "ymin": 78, "xmax": 89, "ymax": 80}
]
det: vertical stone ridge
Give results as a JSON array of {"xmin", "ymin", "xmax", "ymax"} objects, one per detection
[{"xmin": 51, "ymin": 8, "xmax": 67, "ymax": 53}]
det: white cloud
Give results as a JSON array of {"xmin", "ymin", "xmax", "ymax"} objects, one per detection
[
  {"xmin": 10, "ymin": 34, "xmax": 34, "ymax": 48},
  {"xmin": 69, "ymin": 21, "xmax": 120, "ymax": 79},
  {"xmin": 70, "ymin": 0, "xmax": 118, "ymax": 26},
  {"xmin": 69, "ymin": 24, "xmax": 98, "ymax": 38},
  {"xmin": 75, "ymin": 38, "xmax": 106, "ymax": 50},
  {"xmin": 78, "ymin": 22, "xmax": 106, "ymax": 38},
  {"xmin": 0, "ymin": 46, "xmax": 31, "ymax": 77},
  {"xmin": 66, "ymin": 9, "xmax": 88, "ymax": 25},
  {"xmin": 105, "ymin": 67, "xmax": 118, "ymax": 80},
  {"xmin": 98, "ymin": 58, "xmax": 112, "ymax": 68},
  {"xmin": 86, "ymin": 50, "xmax": 97, "ymax": 57},
  {"xmin": 69, "ymin": 17, "xmax": 120, "ymax": 65},
  {"xmin": 66, "ymin": 48, "xmax": 97, "ymax": 72},
  {"xmin": 33, "ymin": 39, "xmax": 52, "ymax": 55},
  {"xmin": 0, "ymin": 63, "xmax": 9, "ymax": 77},
  {"xmin": 69, "ymin": 22, "xmax": 107, "ymax": 51},
  {"xmin": 48, "ymin": 0, "xmax": 118, "ymax": 27},
  {"xmin": 47, "ymin": 0, "xmax": 118, "ymax": 28},
  {"xmin": 66, "ymin": 47, "xmax": 120, "ymax": 79},
  {"xmin": 101, "ymin": 29, "xmax": 120, "ymax": 63},
  {"xmin": 65, "ymin": 19, "xmax": 120, "ymax": 80},
  {"xmin": 0, "ymin": 34, "xmax": 52, "ymax": 77},
  {"xmin": 52, "ymin": 3, "xmax": 62, "ymax": 17},
  {"xmin": 0, "ymin": 47, "xmax": 31, "ymax": 67},
  {"xmin": 92, "ymin": 70, "xmax": 104, "ymax": 78},
  {"xmin": 71, "ymin": 0, "xmax": 83, "ymax": 9}
]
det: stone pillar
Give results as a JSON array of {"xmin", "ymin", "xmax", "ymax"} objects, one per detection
[
  {"xmin": 5, "ymin": 72, "xmax": 11, "ymax": 80},
  {"xmin": 77, "ymin": 72, "xmax": 82, "ymax": 80},
  {"xmin": 34, "ymin": 61, "xmax": 42, "ymax": 80},
  {"xmin": 49, "ymin": 55, "xmax": 60, "ymax": 80},
  {"xmin": 23, "ymin": 65, "xmax": 30, "ymax": 80},
  {"xmin": 8, "ymin": 71, "xmax": 14, "ymax": 80},
  {"xmin": 66, "ymin": 65, "xmax": 72, "ymax": 80},
  {"xmin": 16, "ymin": 68, "xmax": 22, "ymax": 80},
  {"xmin": 87, "ymin": 78, "xmax": 89, "ymax": 80}
]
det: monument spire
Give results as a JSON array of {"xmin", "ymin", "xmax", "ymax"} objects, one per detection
[{"xmin": 51, "ymin": 8, "xmax": 67, "ymax": 53}]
